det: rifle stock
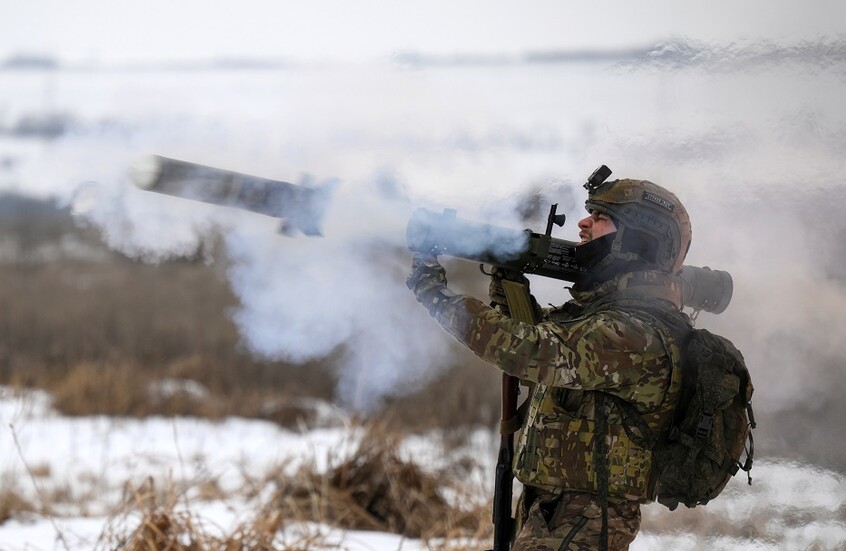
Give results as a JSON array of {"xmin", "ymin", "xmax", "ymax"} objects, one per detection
[
  {"xmin": 492, "ymin": 372, "xmax": 518, "ymax": 551},
  {"xmin": 491, "ymin": 279, "xmax": 538, "ymax": 551}
]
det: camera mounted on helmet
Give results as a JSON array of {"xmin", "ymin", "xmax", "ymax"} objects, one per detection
[{"xmin": 584, "ymin": 164, "xmax": 613, "ymax": 195}]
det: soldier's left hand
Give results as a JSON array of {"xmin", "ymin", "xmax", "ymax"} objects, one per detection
[{"xmin": 407, "ymin": 253, "xmax": 454, "ymax": 314}]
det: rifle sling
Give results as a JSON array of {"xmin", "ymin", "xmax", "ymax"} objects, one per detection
[{"xmin": 500, "ymin": 398, "xmax": 531, "ymax": 435}]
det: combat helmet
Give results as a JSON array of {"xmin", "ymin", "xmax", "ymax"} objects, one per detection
[{"xmin": 583, "ymin": 166, "xmax": 692, "ymax": 274}]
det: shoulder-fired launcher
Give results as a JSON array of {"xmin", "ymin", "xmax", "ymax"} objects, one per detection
[{"xmin": 406, "ymin": 206, "xmax": 733, "ymax": 314}]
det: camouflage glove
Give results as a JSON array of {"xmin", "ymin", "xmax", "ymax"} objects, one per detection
[
  {"xmin": 407, "ymin": 253, "xmax": 457, "ymax": 317},
  {"xmin": 488, "ymin": 266, "xmax": 530, "ymax": 316}
]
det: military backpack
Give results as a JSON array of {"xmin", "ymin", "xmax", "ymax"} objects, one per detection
[{"xmin": 611, "ymin": 303, "xmax": 756, "ymax": 511}]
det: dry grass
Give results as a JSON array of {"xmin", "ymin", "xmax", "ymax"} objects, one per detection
[
  {"xmin": 94, "ymin": 425, "xmax": 490, "ymax": 550},
  {"xmin": 0, "ymin": 260, "xmax": 342, "ymax": 423},
  {"xmin": 380, "ymin": 351, "xmax": 501, "ymax": 435},
  {"xmin": 110, "ymin": 498, "xmax": 327, "ymax": 551},
  {"xmin": 0, "ymin": 487, "xmax": 36, "ymax": 524},
  {"xmin": 0, "ymin": 255, "xmax": 500, "ymax": 433},
  {"xmin": 272, "ymin": 426, "xmax": 488, "ymax": 541},
  {"xmin": 103, "ymin": 478, "xmax": 227, "ymax": 550}
]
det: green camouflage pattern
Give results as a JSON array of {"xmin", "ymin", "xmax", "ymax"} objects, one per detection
[
  {"xmin": 430, "ymin": 270, "xmax": 683, "ymax": 501},
  {"xmin": 650, "ymin": 328, "xmax": 753, "ymax": 509},
  {"xmin": 512, "ymin": 491, "xmax": 640, "ymax": 551}
]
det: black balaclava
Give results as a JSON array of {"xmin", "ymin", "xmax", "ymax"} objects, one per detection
[{"xmin": 573, "ymin": 229, "xmax": 659, "ymax": 291}]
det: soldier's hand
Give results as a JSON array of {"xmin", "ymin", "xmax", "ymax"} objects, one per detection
[
  {"xmin": 489, "ymin": 266, "xmax": 530, "ymax": 314},
  {"xmin": 407, "ymin": 253, "xmax": 455, "ymax": 316}
]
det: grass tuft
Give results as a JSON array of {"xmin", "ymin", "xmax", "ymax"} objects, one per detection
[
  {"xmin": 97, "ymin": 425, "xmax": 490, "ymax": 549},
  {"xmin": 272, "ymin": 425, "xmax": 487, "ymax": 541},
  {"xmin": 0, "ymin": 487, "xmax": 36, "ymax": 525}
]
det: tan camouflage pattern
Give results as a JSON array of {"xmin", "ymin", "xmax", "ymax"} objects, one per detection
[
  {"xmin": 512, "ymin": 491, "xmax": 639, "ymax": 551},
  {"xmin": 430, "ymin": 270, "xmax": 683, "ymax": 501}
]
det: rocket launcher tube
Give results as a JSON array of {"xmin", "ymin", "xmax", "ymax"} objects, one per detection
[
  {"xmin": 406, "ymin": 207, "xmax": 733, "ymax": 314},
  {"xmin": 131, "ymin": 155, "xmax": 335, "ymax": 236}
]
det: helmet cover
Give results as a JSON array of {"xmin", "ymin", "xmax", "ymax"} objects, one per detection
[{"xmin": 585, "ymin": 178, "xmax": 692, "ymax": 273}]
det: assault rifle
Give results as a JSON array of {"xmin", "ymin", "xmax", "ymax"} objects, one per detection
[{"xmin": 406, "ymin": 197, "xmax": 733, "ymax": 551}]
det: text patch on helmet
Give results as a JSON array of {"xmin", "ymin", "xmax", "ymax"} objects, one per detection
[{"xmin": 642, "ymin": 191, "xmax": 675, "ymax": 212}]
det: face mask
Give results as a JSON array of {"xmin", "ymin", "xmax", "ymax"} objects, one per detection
[{"xmin": 574, "ymin": 232, "xmax": 617, "ymax": 272}]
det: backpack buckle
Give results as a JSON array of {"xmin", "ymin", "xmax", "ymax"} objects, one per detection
[{"xmin": 696, "ymin": 414, "xmax": 714, "ymax": 439}]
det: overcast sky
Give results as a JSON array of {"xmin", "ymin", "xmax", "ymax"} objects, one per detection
[{"xmin": 3, "ymin": 0, "xmax": 845, "ymax": 63}]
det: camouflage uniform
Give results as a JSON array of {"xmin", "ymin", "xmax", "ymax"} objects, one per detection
[
  {"xmin": 410, "ymin": 262, "xmax": 685, "ymax": 550},
  {"xmin": 512, "ymin": 490, "xmax": 640, "ymax": 551},
  {"xmin": 408, "ymin": 175, "xmax": 695, "ymax": 549}
]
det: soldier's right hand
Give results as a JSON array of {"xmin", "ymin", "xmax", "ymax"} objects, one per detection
[{"xmin": 488, "ymin": 266, "xmax": 530, "ymax": 314}]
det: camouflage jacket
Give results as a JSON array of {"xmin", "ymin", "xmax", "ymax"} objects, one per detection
[{"xmin": 431, "ymin": 270, "xmax": 685, "ymax": 502}]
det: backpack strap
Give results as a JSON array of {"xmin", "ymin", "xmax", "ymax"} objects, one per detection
[
  {"xmin": 499, "ymin": 397, "xmax": 531, "ymax": 435},
  {"xmin": 742, "ymin": 404, "xmax": 756, "ymax": 484},
  {"xmin": 611, "ymin": 396, "xmax": 659, "ymax": 450},
  {"xmin": 594, "ymin": 392, "xmax": 610, "ymax": 551},
  {"xmin": 584, "ymin": 295, "xmax": 693, "ymax": 513}
]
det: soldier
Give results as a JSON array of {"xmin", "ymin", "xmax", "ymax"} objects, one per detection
[{"xmin": 407, "ymin": 177, "xmax": 693, "ymax": 550}]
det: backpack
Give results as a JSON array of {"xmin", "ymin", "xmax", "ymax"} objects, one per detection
[{"xmin": 612, "ymin": 307, "xmax": 756, "ymax": 511}]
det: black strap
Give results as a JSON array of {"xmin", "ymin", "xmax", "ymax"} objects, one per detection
[
  {"xmin": 500, "ymin": 387, "xmax": 534, "ymax": 435},
  {"xmin": 612, "ymin": 395, "xmax": 658, "ymax": 449},
  {"xmin": 594, "ymin": 393, "xmax": 609, "ymax": 551},
  {"xmin": 558, "ymin": 516, "xmax": 589, "ymax": 551},
  {"xmin": 742, "ymin": 403, "xmax": 756, "ymax": 485}
]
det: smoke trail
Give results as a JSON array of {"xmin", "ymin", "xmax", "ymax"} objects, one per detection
[
  {"xmin": 72, "ymin": 158, "xmax": 472, "ymax": 410},
  {"xmin": 218, "ymin": 183, "xmax": 458, "ymax": 409},
  {"xmin": 212, "ymin": 169, "xmax": 548, "ymax": 409}
]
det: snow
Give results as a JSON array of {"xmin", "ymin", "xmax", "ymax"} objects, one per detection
[{"xmin": 1, "ymin": 387, "xmax": 845, "ymax": 550}]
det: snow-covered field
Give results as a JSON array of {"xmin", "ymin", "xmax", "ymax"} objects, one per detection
[{"xmin": 2, "ymin": 386, "xmax": 844, "ymax": 550}]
